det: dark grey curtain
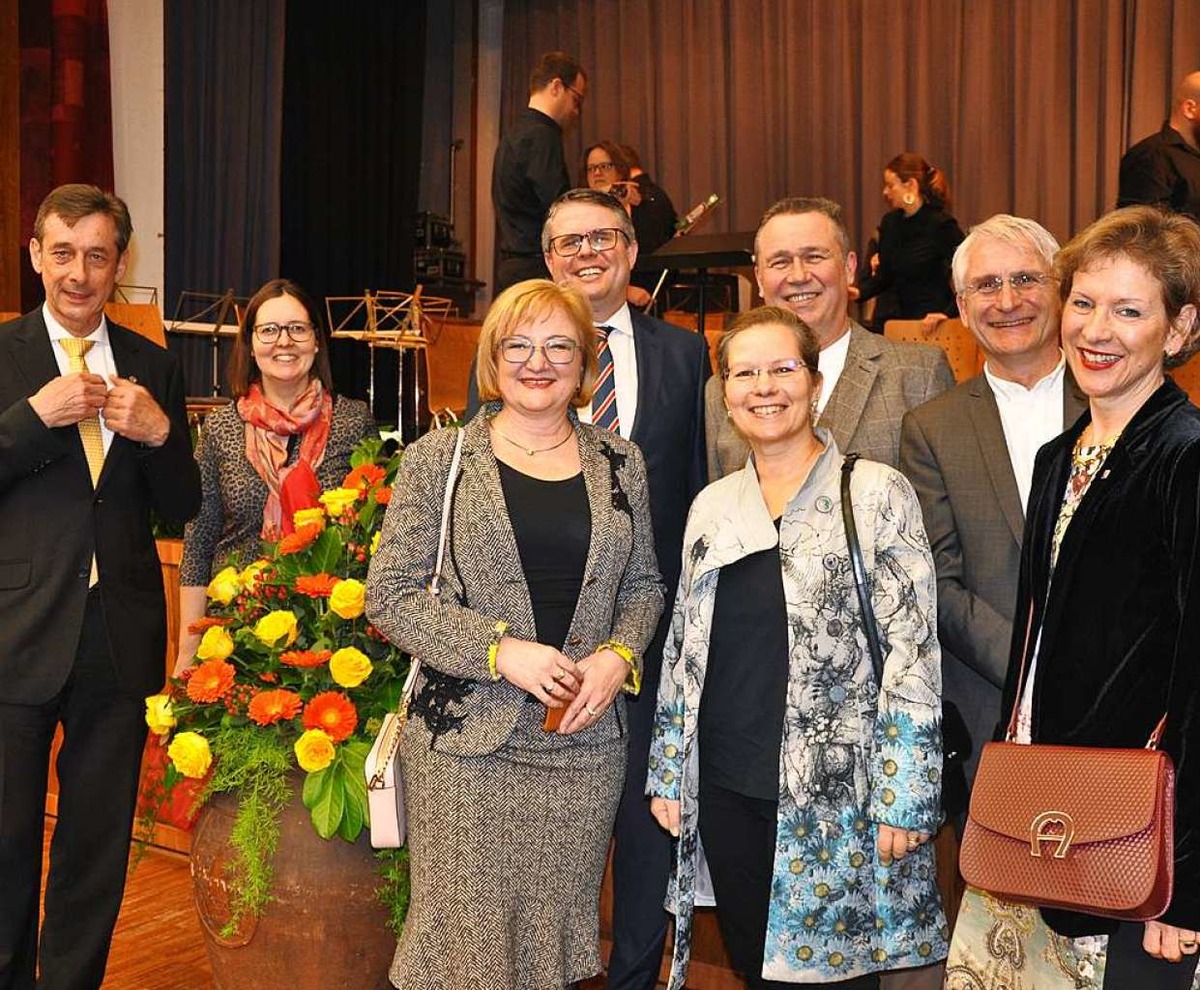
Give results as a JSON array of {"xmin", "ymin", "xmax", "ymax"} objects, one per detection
[
  {"xmin": 165, "ymin": 0, "xmax": 284, "ymax": 310},
  {"xmin": 498, "ymin": 0, "xmax": 1200, "ymax": 258}
]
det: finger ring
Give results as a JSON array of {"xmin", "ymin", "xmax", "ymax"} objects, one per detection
[
  {"xmin": 906, "ymin": 836, "xmax": 919, "ymax": 848},
  {"xmin": 585, "ymin": 705, "xmax": 600, "ymax": 717},
  {"xmin": 1181, "ymin": 940, "xmax": 1198, "ymax": 952},
  {"xmin": 551, "ymin": 670, "xmax": 564, "ymax": 682},
  {"xmin": 543, "ymin": 683, "xmax": 555, "ymax": 693}
]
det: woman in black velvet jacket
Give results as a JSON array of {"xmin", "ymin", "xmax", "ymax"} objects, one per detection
[{"xmin": 946, "ymin": 206, "xmax": 1200, "ymax": 989}]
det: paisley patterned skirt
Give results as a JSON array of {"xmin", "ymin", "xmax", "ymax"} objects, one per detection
[{"xmin": 945, "ymin": 887, "xmax": 1200, "ymax": 990}]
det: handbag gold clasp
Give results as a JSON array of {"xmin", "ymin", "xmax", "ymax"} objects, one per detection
[{"xmin": 1029, "ymin": 811, "xmax": 1075, "ymax": 858}]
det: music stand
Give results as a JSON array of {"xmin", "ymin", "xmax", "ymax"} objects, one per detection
[
  {"xmin": 636, "ymin": 232, "xmax": 754, "ymax": 330},
  {"xmin": 168, "ymin": 290, "xmax": 246, "ymax": 396}
]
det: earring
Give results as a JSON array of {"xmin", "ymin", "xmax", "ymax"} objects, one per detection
[
  {"xmin": 902, "ymin": 192, "xmax": 916, "ymax": 206},
  {"xmin": 725, "ymin": 407, "xmax": 732, "ymax": 419},
  {"xmin": 810, "ymin": 400, "xmax": 819, "ymax": 417}
]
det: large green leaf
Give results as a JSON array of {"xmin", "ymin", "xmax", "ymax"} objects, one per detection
[
  {"xmin": 339, "ymin": 785, "xmax": 365, "ymax": 841},
  {"xmin": 307, "ymin": 762, "xmax": 347, "ymax": 839},
  {"xmin": 309, "ymin": 527, "xmax": 344, "ymax": 574}
]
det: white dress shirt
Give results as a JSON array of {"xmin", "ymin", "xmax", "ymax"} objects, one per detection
[
  {"xmin": 44, "ymin": 303, "xmax": 119, "ymax": 456},
  {"xmin": 984, "ymin": 354, "xmax": 1066, "ymax": 512},
  {"xmin": 578, "ymin": 302, "xmax": 639, "ymax": 438},
  {"xmin": 815, "ymin": 325, "xmax": 852, "ymax": 415}
]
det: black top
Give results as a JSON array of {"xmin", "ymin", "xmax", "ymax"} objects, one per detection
[
  {"xmin": 856, "ymin": 204, "xmax": 964, "ymax": 322},
  {"xmin": 498, "ymin": 461, "xmax": 590, "ymax": 649},
  {"xmin": 698, "ymin": 520, "xmax": 788, "ymax": 800},
  {"xmin": 630, "ymin": 173, "xmax": 679, "ymax": 294},
  {"xmin": 1117, "ymin": 121, "xmax": 1200, "ymax": 221},
  {"xmin": 491, "ymin": 107, "xmax": 570, "ymax": 262}
]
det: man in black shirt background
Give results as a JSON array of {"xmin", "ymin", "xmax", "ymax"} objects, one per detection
[
  {"xmin": 491, "ymin": 52, "xmax": 587, "ymax": 293},
  {"xmin": 1118, "ymin": 70, "xmax": 1200, "ymax": 221}
]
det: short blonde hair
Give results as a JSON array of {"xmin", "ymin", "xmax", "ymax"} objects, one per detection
[{"xmin": 476, "ymin": 280, "xmax": 599, "ymax": 407}]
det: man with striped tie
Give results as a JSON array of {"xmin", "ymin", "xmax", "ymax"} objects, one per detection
[
  {"xmin": 541, "ymin": 188, "xmax": 711, "ymax": 989},
  {"xmin": 0, "ymin": 185, "xmax": 200, "ymax": 989}
]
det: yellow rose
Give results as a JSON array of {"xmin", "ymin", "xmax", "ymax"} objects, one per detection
[
  {"xmin": 329, "ymin": 646, "xmax": 373, "ymax": 688},
  {"xmin": 369, "ymin": 531, "xmax": 381, "ymax": 556},
  {"xmin": 294, "ymin": 728, "xmax": 335, "ymax": 772},
  {"xmin": 196, "ymin": 625, "xmax": 235, "ymax": 661},
  {"xmin": 168, "ymin": 731, "xmax": 213, "ymax": 779},
  {"xmin": 144, "ymin": 694, "xmax": 176, "ymax": 737},
  {"xmin": 240, "ymin": 559, "xmax": 270, "ymax": 592},
  {"xmin": 319, "ymin": 487, "xmax": 360, "ymax": 518},
  {"xmin": 206, "ymin": 566, "xmax": 241, "ymax": 604},
  {"xmin": 254, "ymin": 610, "xmax": 299, "ymax": 647},
  {"xmin": 329, "ymin": 578, "xmax": 366, "ymax": 620},
  {"xmin": 292, "ymin": 507, "xmax": 326, "ymax": 532}
]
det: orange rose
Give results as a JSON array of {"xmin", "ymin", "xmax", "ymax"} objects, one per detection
[
  {"xmin": 247, "ymin": 689, "xmax": 304, "ymax": 726},
  {"xmin": 186, "ymin": 659, "xmax": 236, "ymax": 703},
  {"xmin": 302, "ymin": 691, "xmax": 358, "ymax": 742}
]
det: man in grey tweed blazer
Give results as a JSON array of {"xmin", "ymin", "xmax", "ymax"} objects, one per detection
[
  {"xmin": 705, "ymin": 197, "xmax": 955, "ymax": 479},
  {"xmin": 900, "ymin": 215, "xmax": 1087, "ymax": 789}
]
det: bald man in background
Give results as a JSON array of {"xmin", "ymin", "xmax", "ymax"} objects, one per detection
[{"xmin": 1118, "ymin": 70, "xmax": 1200, "ymax": 221}]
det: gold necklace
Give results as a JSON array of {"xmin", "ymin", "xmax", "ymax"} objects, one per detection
[{"xmin": 490, "ymin": 421, "xmax": 574, "ymax": 456}]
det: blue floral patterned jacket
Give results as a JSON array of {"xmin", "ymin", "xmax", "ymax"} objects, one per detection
[{"xmin": 647, "ymin": 431, "xmax": 948, "ymax": 987}]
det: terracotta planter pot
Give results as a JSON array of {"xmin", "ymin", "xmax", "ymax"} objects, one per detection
[{"xmin": 190, "ymin": 781, "xmax": 395, "ymax": 989}]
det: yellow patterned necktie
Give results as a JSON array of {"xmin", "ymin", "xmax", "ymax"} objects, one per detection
[
  {"xmin": 58, "ymin": 337, "xmax": 104, "ymax": 586},
  {"xmin": 57, "ymin": 337, "xmax": 106, "ymax": 486}
]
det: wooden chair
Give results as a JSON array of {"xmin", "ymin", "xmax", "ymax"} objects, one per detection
[
  {"xmin": 424, "ymin": 316, "xmax": 481, "ymax": 425},
  {"xmin": 661, "ymin": 310, "xmax": 727, "ymax": 373},
  {"xmin": 1170, "ymin": 352, "xmax": 1200, "ymax": 407},
  {"xmin": 0, "ymin": 311, "xmax": 20, "ymax": 323},
  {"xmin": 884, "ymin": 317, "xmax": 983, "ymax": 383},
  {"xmin": 105, "ymin": 301, "xmax": 167, "ymax": 347}
]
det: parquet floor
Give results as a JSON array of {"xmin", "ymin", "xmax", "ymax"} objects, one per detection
[{"xmin": 41, "ymin": 817, "xmax": 212, "ymax": 990}]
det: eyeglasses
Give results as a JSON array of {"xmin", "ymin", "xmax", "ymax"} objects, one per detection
[
  {"xmin": 586, "ymin": 161, "xmax": 617, "ymax": 175},
  {"xmin": 498, "ymin": 336, "xmax": 580, "ymax": 365},
  {"xmin": 723, "ymin": 360, "xmax": 806, "ymax": 386},
  {"xmin": 961, "ymin": 271, "xmax": 1056, "ymax": 298},
  {"xmin": 547, "ymin": 227, "xmax": 626, "ymax": 258},
  {"xmin": 254, "ymin": 321, "xmax": 315, "ymax": 343},
  {"xmin": 566, "ymin": 83, "xmax": 586, "ymax": 107}
]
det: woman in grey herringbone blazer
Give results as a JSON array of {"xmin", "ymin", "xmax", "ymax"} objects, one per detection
[{"xmin": 365, "ymin": 280, "xmax": 664, "ymax": 990}]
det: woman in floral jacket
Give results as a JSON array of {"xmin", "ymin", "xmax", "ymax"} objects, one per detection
[{"xmin": 648, "ymin": 307, "xmax": 947, "ymax": 988}]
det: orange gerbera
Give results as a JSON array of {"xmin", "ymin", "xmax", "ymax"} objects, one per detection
[
  {"xmin": 373, "ymin": 485, "xmax": 392, "ymax": 505},
  {"xmin": 186, "ymin": 659, "xmax": 236, "ymax": 703},
  {"xmin": 343, "ymin": 463, "xmax": 385, "ymax": 491},
  {"xmin": 247, "ymin": 688, "xmax": 303, "ymax": 726},
  {"xmin": 279, "ymin": 648, "xmax": 332, "ymax": 669},
  {"xmin": 302, "ymin": 691, "xmax": 358, "ymax": 742},
  {"xmin": 187, "ymin": 616, "xmax": 231, "ymax": 635},
  {"xmin": 294, "ymin": 573, "xmax": 339, "ymax": 598},
  {"xmin": 278, "ymin": 523, "xmax": 322, "ymax": 555}
]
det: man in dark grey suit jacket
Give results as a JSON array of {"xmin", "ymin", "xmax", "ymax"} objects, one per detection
[
  {"xmin": 706, "ymin": 197, "xmax": 955, "ymax": 478},
  {"xmin": 470, "ymin": 188, "xmax": 709, "ymax": 990},
  {"xmin": 900, "ymin": 215, "xmax": 1087, "ymax": 790},
  {"xmin": 0, "ymin": 185, "xmax": 200, "ymax": 988}
]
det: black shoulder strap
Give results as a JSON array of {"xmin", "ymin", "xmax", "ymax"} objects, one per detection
[{"xmin": 840, "ymin": 454, "xmax": 884, "ymax": 684}]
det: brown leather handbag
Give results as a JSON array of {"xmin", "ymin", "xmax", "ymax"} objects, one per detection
[{"xmin": 958, "ymin": 607, "xmax": 1176, "ymax": 921}]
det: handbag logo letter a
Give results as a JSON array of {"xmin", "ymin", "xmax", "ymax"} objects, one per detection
[{"xmin": 1029, "ymin": 811, "xmax": 1075, "ymax": 858}]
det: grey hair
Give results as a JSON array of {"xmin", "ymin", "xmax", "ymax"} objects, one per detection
[
  {"xmin": 541, "ymin": 188, "xmax": 636, "ymax": 254},
  {"xmin": 952, "ymin": 214, "xmax": 1061, "ymax": 293},
  {"xmin": 754, "ymin": 197, "xmax": 851, "ymax": 261}
]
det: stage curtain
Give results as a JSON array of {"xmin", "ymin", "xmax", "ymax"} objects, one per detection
[
  {"xmin": 164, "ymin": 0, "xmax": 285, "ymax": 319},
  {"xmin": 18, "ymin": 0, "xmax": 114, "ymax": 310},
  {"xmin": 279, "ymin": 0, "xmax": 428, "ymax": 420},
  {"xmin": 498, "ymin": 0, "xmax": 1200, "ymax": 255}
]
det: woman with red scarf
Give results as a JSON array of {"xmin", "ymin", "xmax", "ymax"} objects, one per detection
[{"xmin": 176, "ymin": 279, "xmax": 376, "ymax": 671}]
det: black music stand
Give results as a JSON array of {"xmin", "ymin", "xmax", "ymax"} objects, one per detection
[{"xmin": 635, "ymin": 232, "xmax": 755, "ymax": 329}]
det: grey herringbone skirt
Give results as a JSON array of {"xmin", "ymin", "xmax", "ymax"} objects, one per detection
[{"xmin": 390, "ymin": 701, "xmax": 627, "ymax": 990}]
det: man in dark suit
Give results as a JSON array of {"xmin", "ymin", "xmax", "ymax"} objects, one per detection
[
  {"xmin": 1117, "ymin": 70, "xmax": 1200, "ymax": 222},
  {"xmin": 0, "ymin": 185, "xmax": 200, "ymax": 989},
  {"xmin": 900, "ymin": 214, "xmax": 1086, "ymax": 792},
  {"xmin": 706, "ymin": 197, "xmax": 955, "ymax": 478},
  {"xmin": 469, "ymin": 188, "xmax": 709, "ymax": 989}
]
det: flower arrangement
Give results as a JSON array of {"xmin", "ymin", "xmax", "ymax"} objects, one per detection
[{"xmin": 141, "ymin": 436, "xmax": 410, "ymax": 933}]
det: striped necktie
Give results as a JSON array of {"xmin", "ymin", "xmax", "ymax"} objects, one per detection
[
  {"xmin": 592, "ymin": 325, "xmax": 620, "ymax": 433},
  {"xmin": 58, "ymin": 337, "xmax": 105, "ymax": 586}
]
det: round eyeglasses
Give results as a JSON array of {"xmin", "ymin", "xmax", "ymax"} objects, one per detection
[{"xmin": 961, "ymin": 272, "xmax": 1056, "ymax": 298}]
